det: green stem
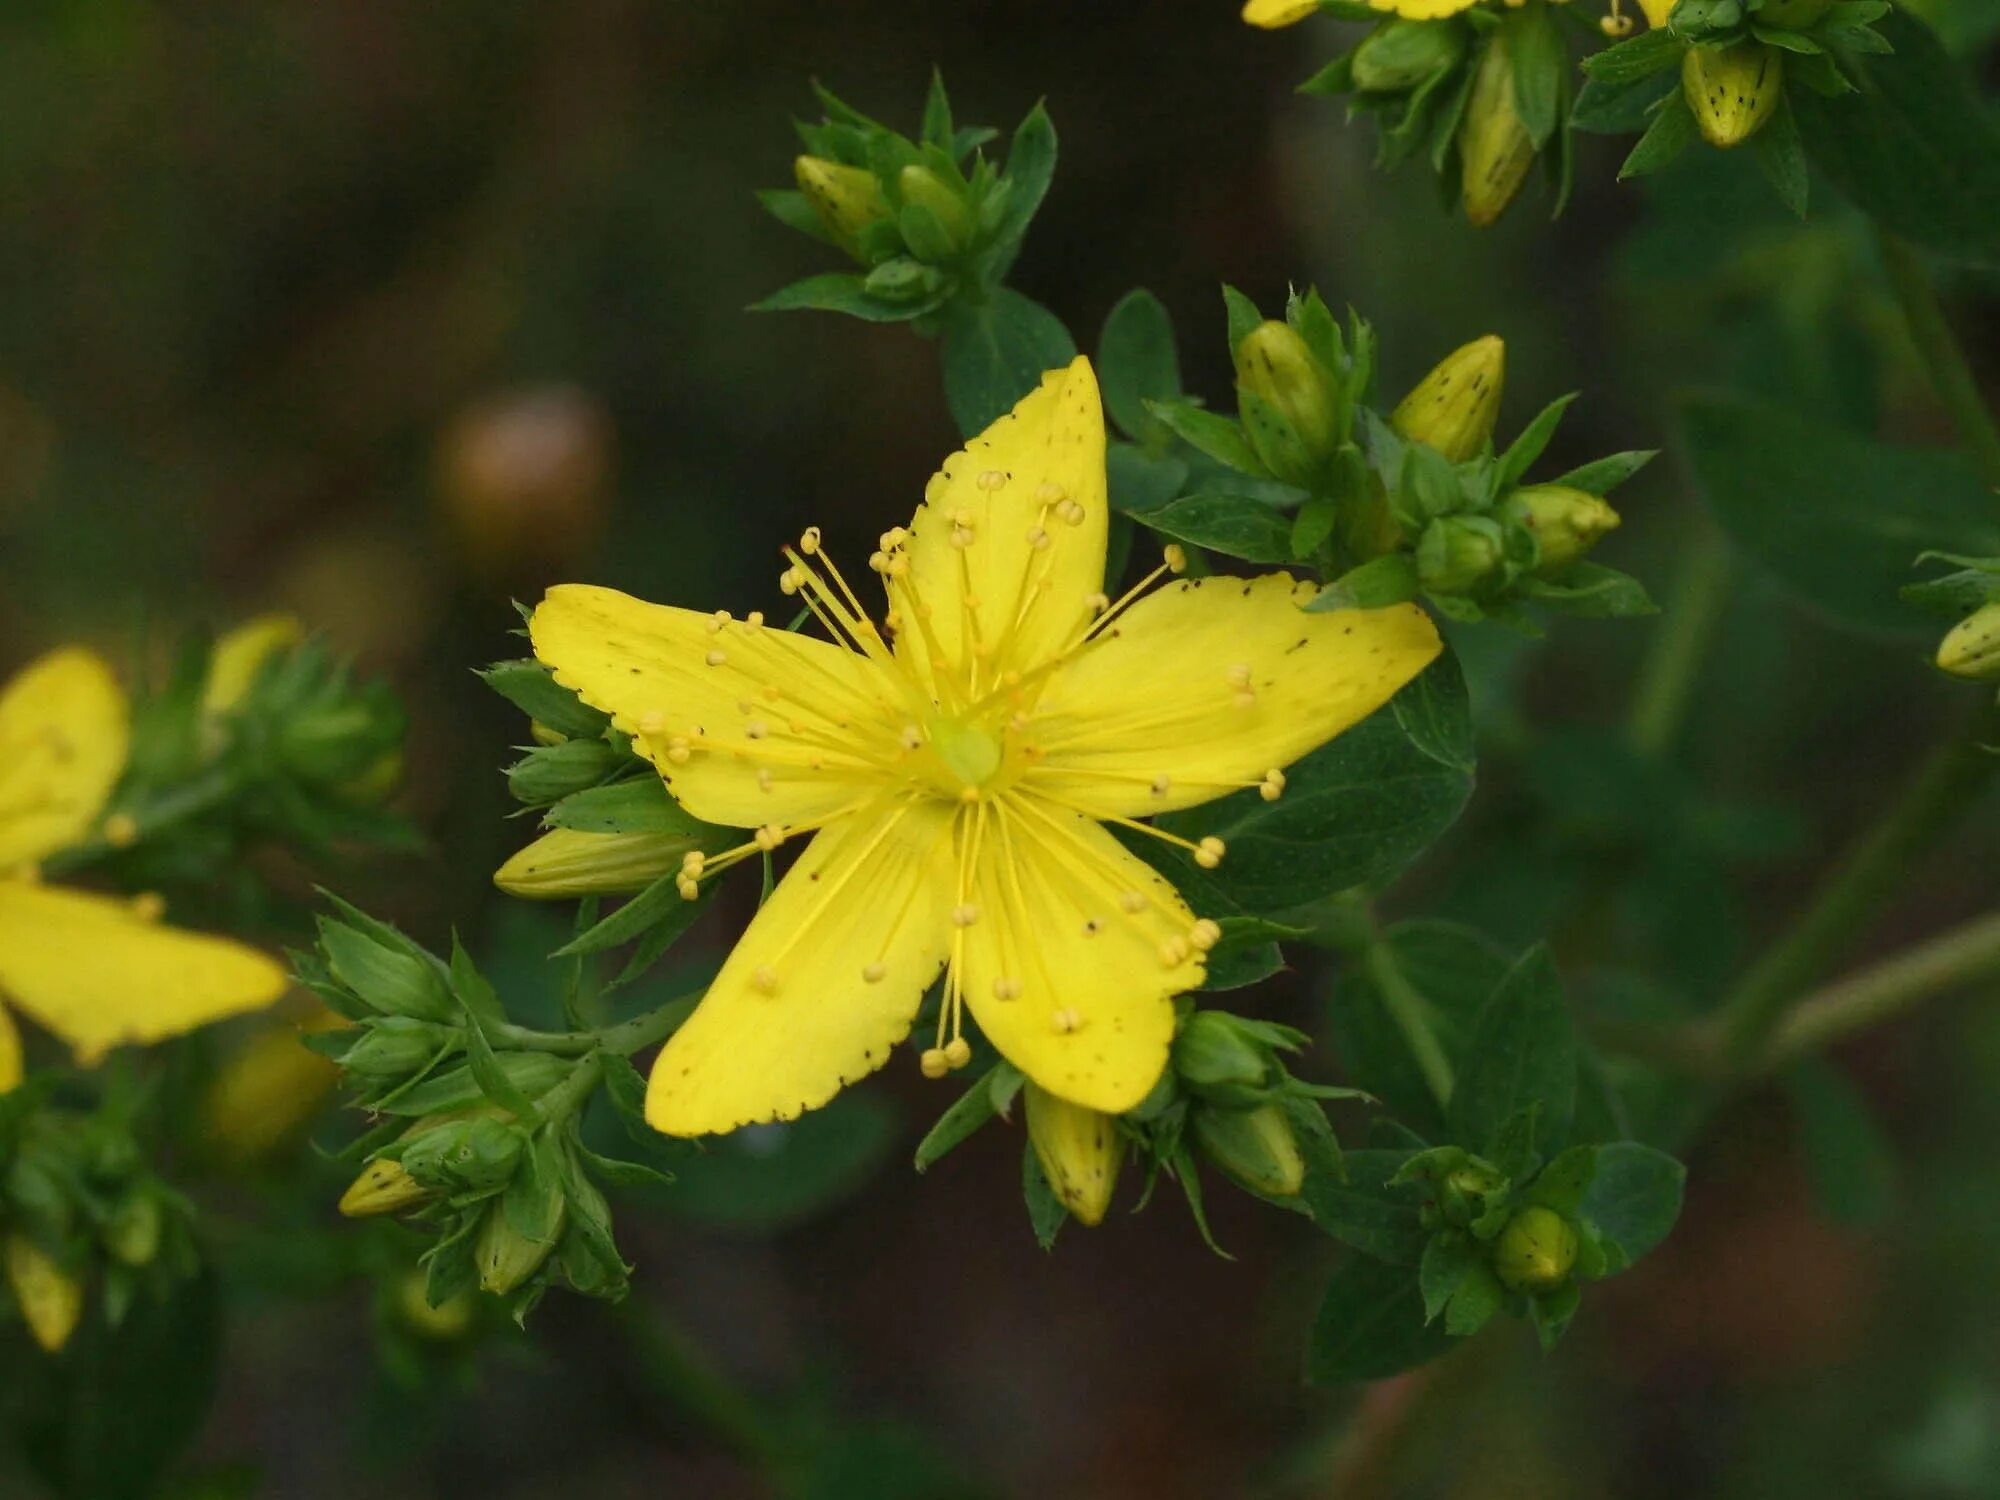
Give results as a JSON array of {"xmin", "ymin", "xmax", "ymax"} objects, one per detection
[
  {"xmin": 1715, "ymin": 694, "xmax": 2000, "ymax": 1069},
  {"xmin": 533, "ymin": 1052, "xmax": 604, "ymax": 1125},
  {"xmin": 616, "ymin": 1297, "xmax": 785, "ymax": 1469},
  {"xmin": 1363, "ymin": 941, "xmax": 1455, "ymax": 1108},
  {"xmin": 1627, "ymin": 520, "xmax": 1732, "ymax": 759},
  {"xmin": 1879, "ymin": 230, "xmax": 2000, "ymax": 493},
  {"xmin": 489, "ymin": 990, "xmax": 700, "ymax": 1060}
]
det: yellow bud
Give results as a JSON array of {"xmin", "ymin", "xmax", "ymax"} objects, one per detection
[
  {"xmin": 1234, "ymin": 321, "xmax": 1341, "ymax": 463},
  {"xmin": 1936, "ymin": 602, "xmax": 2000, "ymax": 681},
  {"xmin": 1242, "ymin": 0, "xmax": 1323, "ymax": 25},
  {"xmin": 1683, "ymin": 42, "xmax": 1784, "ymax": 149},
  {"xmin": 6, "ymin": 1235, "xmax": 84, "ymax": 1354},
  {"xmin": 1192, "ymin": 1104, "xmax": 1307, "ymax": 1197},
  {"xmin": 494, "ymin": 827, "xmax": 705, "ymax": 900},
  {"xmin": 339, "ymin": 1158, "xmax": 432, "ymax": 1218},
  {"xmin": 1023, "ymin": 1082, "xmax": 1123, "ymax": 1227},
  {"xmin": 476, "ymin": 1198, "xmax": 565, "ymax": 1295},
  {"xmin": 1391, "ymin": 336, "xmax": 1506, "ymax": 462},
  {"xmin": 203, "ymin": 614, "xmax": 304, "ymax": 716},
  {"xmin": 1458, "ymin": 39, "xmax": 1536, "ymax": 227},
  {"xmin": 794, "ymin": 155, "xmax": 891, "ymax": 261},
  {"xmin": 202, "ymin": 1015, "xmax": 342, "ymax": 1165},
  {"xmin": 1500, "ymin": 485, "xmax": 1622, "ymax": 574},
  {"xmin": 896, "ymin": 164, "xmax": 973, "ymax": 253},
  {"xmin": 1492, "ymin": 1205, "xmax": 1579, "ymax": 1292},
  {"xmin": 394, "ymin": 1270, "xmax": 476, "ymax": 1340}
]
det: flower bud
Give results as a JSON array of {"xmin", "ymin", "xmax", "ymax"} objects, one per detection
[
  {"xmin": 897, "ymin": 164, "xmax": 974, "ymax": 255},
  {"xmin": 1023, "ymin": 1083, "xmax": 1123, "ymax": 1227},
  {"xmin": 1683, "ymin": 42, "xmax": 1784, "ymax": 149},
  {"xmin": 339, "ymin": 1158, "xmax": 433, "ymax": 1218},
  {"xmin": 1391, "ymin": 336, "xmax": 1505, "ymax": 462},
  {"xmin": 103, "ymin": 1195, "xmax": 163, "ymax": 1268},
  {"xmin": 5, "ymin": 1235, "xmax": 84, "ymax": 1354},
  {"xmin": 203, "ymin": 615, "xmax": 303, "ymax": 717},
  {"xmin": 1936, "ymin": 602, "xmax": 2000, "ymax": 681},
  {"xmin": 1458, "ymin": 38, "xmax": 1536, "ymax": 227},
  {"xmin": 495, "ymin": 827, "xmax": 704, "ymax": 899},
  {"xmin": 1435, "ymin": 1160, "xmax": 1509, "ymax": 1227},
  {"xmin": 399, "ymin": 1116, "xmax": 526, "ymax": 1196},
  {"xmin": 1235, "ymin": 321, "xmax": 1342, "ymax": 479},
  {"xmin": 1498, "ymin": 485, "xmax": 1622, "ymax": 575},
  {"xmin": 340, "ymin": 1019, "xmax": 456, "ymax": 1083},
  {"xmin": 394, "ymin": 1269, "xmax": 476, "ymax": 1341},
  {"xmin": 1192, "ymin": 1104, "xmax": 1307, "ymax": 1197},
  {"xmin": 506, "ymin": 738, "xmax": 624, "ymax": 805},
  {"xmin": 476, "ymin": 1196, "xmax": 566, "ymax": 1296},
  {"xmin": 1173, "ymin": 1011, "xmax": 1278, "ymax": 1105},
  {"xmin": 1755, "ymin": 0, "xmax": 1830, "ymax": 26},
  {"xmin": 1241, "ymin": 0, "xmax": 1323, "ymax": 26},
  {"xmin": 794, "ymin": 155, "xmax": 891, "ymax": 261},
  {"xmin": 1351, "ymin": 19, "xmax": 1468, "ymax": 92},
  {"xmin": 1416, "ymin": 516, "xmax": 1504, "ymax": 595},
  {"xmin": 275, "ymin": 685, "xmax": 407, "ymax": 792},
  {"xmin": 1492, "ymin": 1205, "xmax": 1580, "ymax": 1292}
]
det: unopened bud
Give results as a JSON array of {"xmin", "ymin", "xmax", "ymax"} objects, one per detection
[
  {"xmin": 495, "ymin": 827, "xmax": 704, "ymax": 899},
  {"xmin": 395, "ymin": 1269, "xmax": 477, "ymax": 1340},
  {"xmin": 1458, "ymin": 37, "xmax": 1536, "ymax": 227},
  {"xmin": 897, "ymin": 164, "xmax": 974, "ymax": 255},
  {"xmin": 1023, "ymin": 1083, "xmax": 1123, "ymax": 1227},
  {"xmin": 340, "ymin": 1019, "xmax": 455, "ymax": 1082},
  {"xmin": 1392, "ymin": 336, "xmax": 1505, "ymax": 462},
  {"xmin": 399, "ymin": 1116, "xmax": 526, "ymax": 1196},
  {"xmin": 1235, "ymin": 321, "xmax": 1342, "ymax": 480},
  {"xmin": 5, "ymin": 1235, "xmax": 84, "ymax": 1354},
  {"xmin": 339, "ymin": 1158, "xmax": 433, "ymax": 1218},
  {"xmin": 203, "ymin": 615, "xmax": 303, "ymax": 717},
  {"xmin": 1173, "ymin": 1011, "xmax": 1278, "ymax": 1105},
  {"xmin": 1192, "ymin": 1103, "xmax": 1307, "ymax": 1198},
  {"xmin": 794, "ymin": 155, "xmax": 892, "ymax": 261},
  {"xmin": 1499, "ymin": 485, "xmax": 1622, "ymax": 575},
  {"xmin": 1936, "ymin": 602, "xmax": 2000, "ymax": 681},
  {"xmin": 1416, "ymin": 516, "xmax": 1505, "ymax": 595},
  {"xmin": 103, "ymin": 1196, "xmax": 163, "ymax": 1268},
  {"xmin": 1683, "ymin": 42, "xmax": 1783, "ymax": 149},
  {"xmin": 1351, "ymin": 19, "xmax": 1468, "ymax": 92},
  {"xmin": 506, "ymin": 738, "xmax": 624, "ymax": 806},
  {"xmin": 1492, "ymin": 1204, "xmax": 1579, "ymax": 1292},
  {"xmin": 476, "ymin": 1196, "xmax": 566, "ymax": 1296}
]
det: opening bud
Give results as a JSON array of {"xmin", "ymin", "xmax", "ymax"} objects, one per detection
[
  {"xmin": 1683, "ymin": 42, "xmax": 1784, "ymax": 149},
  {"xmin": 1458, "ymin": 38, "xmax": 1536, "ymax": 227},
  {"xmin": 1492, "ymin": 1204, "xmax": 1580, "ymax": 1292},
  {"xmin": 1351, "ymin": 19, "xmax": 1469, "ymax": 93},
  {"xmin": 1391, "ymin": 336, "xmax": 1505, "ymax": 462},
  {"xmin": 1936, "ymin": 602, "xmax": 2000, "ymax": 681},
  {"xmin": 339, "ymin": 1158, "xmax": 434, "ymax": 1218},
  {"xmin": 495, "ymin": 827, "xmax": 706, "ymax": 899},
  {"xmin": 1235, "ymin": 320, "xmax": 1342, "ymax": 483},
  {"xmin": 1191, "ymin": 1103, "xmax": 1307, "ymax": 1198},
  {"xmin": 897, "ymin": 164, "xmax": 975, "ymax": 256},
  {"xmin": 1023, "ymin": 1083, "xmax": 1124, "ymax": 1227},
  {"xmin": 1499, "ymin": 485, "xmax": 1622, "ymax": 575},
  {"xmin": 1416, "ymin": 516, "xmax": 1505, "ymax": 595},
  {"xmin": 5, "ymin": 1235, "xmax": 85, "ymax": 1354},
  {"xmin": 794, "ymin": 155, "xmax": 892, "ymax": 262}
]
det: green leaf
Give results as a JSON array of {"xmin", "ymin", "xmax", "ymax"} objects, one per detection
[
  {"xmin": 1392, "ymin": 643, "xmax": 1474, "ymax": 774},
  {"xmin": 548, "ymin": 778, "xmax": 715, "ymax": 837},
  {"xmin": 1419, "ymin": 1232, "xmax": 1479, "ymax": 1321},
  {"xmin": 1579, "ymin": 1142, "xmax": 1686, "ymax": 1270},
  {"xmin": 1579, "ymin": 26, "xmax": 1684, "ymax": 83},
  {"xmin": 318, "ymin": 918, "xmax": 453, "ymax": 1021},
  {"xmin": 1791, "ymin": 7, "xmax": 2000, "ymax": 265},
  {"xmin": 1505, "ymin": 2, "xmax": 1566, "ymax": 148},
  {"xmin": 1098, "ymin": 289, "xmax": 1183, "ymax": 443},
  {"xmin": 1522, "ymin": 563, "xmax": 1658, "ymax": 618},
  {"xmin": 381, "ymin": 1052, "xmax": 570, "ymax": 1116},
  {"xmin": 1308, "ymin": 554, "xmax": 1421, "ymax": 611},
  {"xmin": 1753, "ymin": 97, "xmax": 1809, "ymax": 218},
  {"xmin": 939, "ymin": 289, "xmax": 1078, "ymax": 437},
  {"xmin": 1524, "ymin": 1143, "xmax": 1601, "ymax": 1216},
  {"xmin": 1571, "ymin": 70, "xmax": 1677, "ymax": 133},
  {"xmin": 914, "ymin": 1062, "xmax": 1022, "ymax": 1171},
  {"xmin": 1301, "ymin": 1149, "xmax": 1430, "ymax": 1264},
  {"xmin": 919, "ymin": 68, "xmax": 954, "ymax": 152},
  {"xmin": 1448, "ymin": 944, "xmax": 1577, "ymax": 1156},
  {"xmin": 1022, "ymin": 1142, "xmax": 1067, "ymax": 1250},
  {"xmin": 1785, "ymin": 1056, "xmax": 1896, "ymax": 1227},
  {"xmin": 985, "ymin": 102, "xmax": 1058, "ymax": 282},
  {"xmin": 661, "ymin": 1092, "xmax": 899, "ymax": 1232},
  {"xmin": 554, "ymin": 870, "xmax": 702, "ymax": 958},
  {"xmin": 1678, "ymin": 393, "xmax": 2000, "ymax": 636},
  {"xmin": 1529, "ymin": 1280, "xmax": 1582, "ymax": 1349},
  {"xmin": 1443, "ymin": 1259, "xmax": 1507, "ymax": 1336},
  {"xmin": 1619, "ymin": 90, "xmax": 1698, "ymax": 178},
  {"xmin": 751, "ymin": 271, "xmax": 945, "ymax": 323},
  {"xmin": 1496, "ymin": 393, "xmax": 1577, "ymax": 491},
  {"xmin": 1307, "ymin": 1255, "xmax": 1459, "ymax": 1383},
  {"xmin": 1106, "ymin": 444, "xmax": 1191, "ymax": 515},
  {"xmin": 1128, "ymin": 492, "xmax": 1294, "ymax": 564},
  {"xmin": 1145, "ymin": 400, "xmax": 1271, "ymax": 478},
  {"xmin": 478, "ymin": 660, "xmax": 611, "ymax": 739},
  {"xmin": 460, "ymin": 1007, "xmax": 543, "ymax": 1124},
  {"xmin": 1222, "ymin": 283, "xmax": 1265, "ymax": 353},
  {"xmin": 1550, "ymin": 449, "xmax": 1656, "ymax": 495}
]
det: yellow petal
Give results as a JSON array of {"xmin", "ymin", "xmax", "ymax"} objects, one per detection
[
  {"xmin": 0, "ymin": 647, "xmax": 128, "ymax": 870},
  {"xmin": 896, "ymin": 357, "xmax": 1109, "ymax": 686},
  {"xmin": 957, "ymin": 799, "xmax": 1191, "ymax": 1114},
  {"xmin": 0, "ymin": 880, "xmax": 287, "ymax": 1065},
  {"xmin": 1025, "ymin": 575, "xmax": 1440, "ymax": 817},
  {"xmin": 1370, "ymin": 0, "xmax": 1481, "ymax": 16},
  {"xmin": 1243, "ymin": 0, "xmax": 1323, "ymax": 24},
  {"xmin": 1638, "ymin": 0, "xmax": 1675, "ymax": 23},
  {"xmin": 0, "ymin": 1004, "xmax": 20, "ymax": 1093},
  {"xmin": 531, "ymin": 583, "xmax": 898, "ymax": 829},
  {"xmin": 646, "ymin": 800, "xmax": 957, "ymax": 1136},
  {"xmin": 204, "ymin": 614, "xmax": 303, "ymax": 715}
]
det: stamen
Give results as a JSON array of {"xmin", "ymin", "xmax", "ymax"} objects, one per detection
[
  {"xmin": 951, "ymin": 902, "xmax": 980, "ymax": 927},
  {"xmin": 705, "ymin": 649, "xmax": 728, "ymax": 667},
  {"xmin": 1261, "ymin": 768, "xmax": 1286, "ymax": 802},
  {"xmin": 1052, "ymin": 1007, "xmax": 1082, "ymax": 1033},
  {"xmin": 1194, "ymin": 836, "xmax": 1225, "ymax": 869},
  {"xmin": 1189, "ymin": 919, "xmax": 1223, "ymax": 952},
  {"xmin": 1163, "ymin": 544, "xmax": 1188, "ymax": 574},
  {"xmin": 976, "ymin": 469, "xmax": 1006, "ymax": 491},
  {"xmin": 943, "ymin": 1037, "xmax": 972, "ymax": 1069},
  {"xmin": 863, "ymin": 961, "xmax": 887, "ymax": 983},
  {"xmin": 920, "ymin": 1047, "xmax": 951, "ymax": 1078},
  {"xmin": 1158, "ymin": 935, "xmax": 1191, "ymax": 968},
  {"xmin": 799, "ymin": 525, "xmax": 823, "ymax": 555},
  {"xmin": 992, "ymin": 976, "xmax": 1022, "ymax": 1000}
]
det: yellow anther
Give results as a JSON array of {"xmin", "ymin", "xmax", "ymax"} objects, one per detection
[
  {"xmin": 1600, "ymin": 8, "xmax": 1633, "ymax": 32},
  {"xmin": 993, "ymin": 976, "xmax": 1023, "ymax": 1001},
  {"xmin": 882, "ymin": 525, "xmax": 908, "ymax": 548},
  {"xmin": 1194, "ymin": 836, "xmax": 1226, "ymax": 869},
  {"xmin": 949, "ymin": 526, "xmax": 974, "ymax": 550},
  {"xmin": 952, "ymin": 507, "xmax": 977, "ymax": 527},
  {"xmin": 1118, "ymin": 889, "xmax": 1146, "ymax": 914},
  {"xmin": 799, "ymin": 526, "xmax": 823, "ymax": 555},
  {"xmin": 754, "ymin": 824, "xmax": 784, "ymax": 851},
  {"xmin": 680, "ymin": 850, "xmax": 705, "ymax": 872},
  {"xmin": 665, "ymin": 736, "xmax": 692, "ymax": 764},
  {"xmin": 951, "ymin": 902, "xmax": 980, "ymax": 927},
  {"xmin": 779, "ymin": 567, "xmax": 803, "ymax": 595},
  {"xmin": 1052, "ymin": 1007, "xmax": 1083, "ymax": 1034},
  {"xmin": 976, "ymin": 469, "xmax": 1006, "ymax": 491},
  {"xmin": 1158, "ymin": 935, "xmax": 1191, "ymax": 967},
  {"xmin": 1189, "ymin": 918, "xmax": 1223, "ymax": 952},
  {"xmin": 752, "ymin": 966, "xmax": 779, "ymax": 995},
  {"xmin": 869, "ymin": 550, "xmax": 891, "ymax": 573},
  {"xmin": 746, "ymin": 611, "xmax": 765, "ymax": 629},
  {"xmin": 707, "ymin": 609, "xmax": 732, "ymax": 632},
  {"xmin": 1087, "ymin": 591, "xmax": 1111, "ymax": 614},
  {"xmin": 920, "ymin": 1047, "xmax": 951, "ymax": 1079},
  {"xmin": 943, "ymin": 1037, "xmax": 973, "ymax": 1069},
  {"xmin": 744, "ymin": 719, "xmax": 768, "ymax": 740},
  {"xmin": 1026, "ymin": 526, "xmax": 1051, "ymax": 551},
  {"xmin": 1225, "ymin": 663, "xmax": 1253, "ymax": 689},
  {"xmin": 756, "ymin": 768, "xmax": 774, "ymax": 791},
  {"xmin": 1058, "ymin": 499, "xmax": 1087, "ymax": 525},
  {"xmin": 103, "ymin": 813, "xmax": 140, "ymax": 849},
  {"xmin": 862, "ymin": 961, "xmax": 887, "ymax": 983},
  {"xmin": 1150, "ymin": 774, "xmax": 1171, "ymax": 798},
  {"xmin": 638, "ymin": 710, "xmax": 667, "ymax": 736},
  {"xmin": 899, "ymin": 725, "xmax": 924, "ymax": 751},
  {"xmin": 677, "ymin": 876, "xmax": 700, "ymax": 901},
  {"xmin": 704, "ymin": 649, "xmax": 728, "ymax": 667},
  {"xmin": 1260, "ymin": 768, "xmax": 1286, "ymax": 802},
  {"xmin": 1034, "ymin": 481, "xmax": 1066, "ymax": 505},
  {"xmin": 130, "ymin": 892, "xmax": 166, "ymax": 922},
  {"xmin": 1164, "ymin": 544, "xmax": 1188, "ymax": 574}
]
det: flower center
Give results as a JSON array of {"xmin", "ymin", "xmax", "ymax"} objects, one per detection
[{"xmin": 926, "ymin": 716, "xmax": 1005, "ymax": 796}]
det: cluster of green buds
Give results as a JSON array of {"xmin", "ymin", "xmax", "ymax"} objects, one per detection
[
  {"xmin": 758, "ymin": 73, "xmax": 1053, "ymax": 326},
  {"xmin": 1574, "ymin": 0, "xmax": 1890, "ymax": 210},
  {"xmin": 0, "ymin": 1086, "xmax": 195, "ymax": 1354},
  {"xmin": 302, "ymin": 900, "xmax": 677, "ymax": 1318},
  {"xmin": 1902, "ymin": 553, "xmax": 2000, "ymax": 688},
  {"xmin": 1290, "ymin": 0, "xmax": 1576, "ymax": 226}
]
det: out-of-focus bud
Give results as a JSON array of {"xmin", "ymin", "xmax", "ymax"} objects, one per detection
[
  {"xmin": 794, "ymin": 155, "xmax": 892, "ymax": 260},
  {"xmin": 1192, "ymin": 1104, "xmax": 1307, "ymax": 1197},
  {"xmin": 1458, "ymin": 37, "xmax": 1536, "ymax": 227},
  {"xmin": 339, "ymin": 1158, "xmax": 433, "ymax": 1218},
  {"xmin": 1242, "ymin": 0, "xmax": 1323, "ymax": 26},
  {"xmin": 476, "ymin": 1197, "xmax": 565, "ymax": 1296},
  {"xmin": 273, "ymin": 681, "xmax": 406, "ymax": 793},
  {"xmin": 1498, "ymin": 485, "xmax": 1622, "ymax": 575},
  {"xmin": 897, "ymin": 164, "xmax": 974, "ymax": 256},
  {"xmin": 494, "ymin": 827, "xmax": 704, "ymax": 900},
  {"xmin": 1936, "ymin": 603, "xmax": 2000, "ymax": 681},
  {"xmin": 1683, "ymin": 42, "xmax": 1783, "ymax": 148},
  {"xmin": 103, "ymin": 1196, "xmax": 162, "ymax": 1268},
  {"xmin": 1435, "ymin": 1160, "xmax": 1509, "ymax": 1227},
  {"xmin": 1416, "ymin": 516, "xmax": 1505, "ymax": 595},
  {"xmin": 1173, "ymin": 1011, "xmax": 1278, "ymax": 1106},
  {"xmin": 1756, "ymin": 0, "xmax": 1830, "ymax": 26},
  {"xmin": 394, "ymin": 1269, "xmax": 476, "ymax": 1341},
  {"xmin": 1352, "ymin": 19, "xmax": 1469, "ymax": 92},
  {"xmin": 1492, "ymin": 1205, "xmax": 1579, "ymax": 1292},
  {"xmin": 202, "ymin": 1013, "xmax": 342, "ymax": 1164},
  {"xmin": 1391, "ymin": 336, "xmax": 1505, "ymax": 462},
  {"xmin": 1023, "ymin": 1083, "xmax": 1123, "ymax": 1227},
  {"xmin": 1235, "ymin": 321, "xmax": 1342, "ymax": 483},
  {"xmin": 436, "ymin": 386, "xmax": 614, "ymax": 588},
  {"xmin": 204, "ymin": 615, "xmax": 303, "ymax": 717},
  {"xmin": 5, "ymin": 1235, "xmax": 84, "ymax": 1354}
]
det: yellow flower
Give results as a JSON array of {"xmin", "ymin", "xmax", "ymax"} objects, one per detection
[
  {"xmin": 202, "ymin": 614, "xmax": 304, "ymax": 716},
  {"xmin": 530, "ymin": 359, "xmax": 1440, "ymax": 1136},
  {"xmin": 0, "ymin": 648, "xmax": 289, "ymax": 1092}
]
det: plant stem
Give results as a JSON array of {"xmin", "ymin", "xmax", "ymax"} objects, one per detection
[
  {"xmin": 1714, "ymin": 694, "xmax": 2000, "ymax": 1069},
  {"xmin": 533, "ymin": 1052, "xmax": 604, "ymax": 1125},
  {"xmin": 1878, "ymin": 229, "xmax": 2000, "ymax": 493},
  {"xmin": 1758, "ymin": 909, "xmax": 2000, "ymax": 1070},
  {"xmin": 1363, "ymin": 941, "xmax": 1455, "ymax": 1108},
  {"xmin": 489, "ymin": 990, "xmax": 700, "ymax": 1059},
  {"xmin": 1627, "ymin": 520, "xmax": 1732, "ymax": 760},
  {"xmin": 616, "ymin": 1297, "xmax": 785, "ymax": 1469}
]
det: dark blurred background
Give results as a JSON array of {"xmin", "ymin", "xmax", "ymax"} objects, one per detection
[{"xmin": 4, "ymin": 1, "xmax": 2000, "ymax": 1496}]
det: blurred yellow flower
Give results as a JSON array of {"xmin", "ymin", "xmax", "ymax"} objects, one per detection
[
  {"xmin": 202, "ymin": 614, "xmax": 304, "ymax": 716},
  {"xmin": 0, "ymin": 648, "xmax": 288, "ymax": 1092},
  {"xmin": 531, "ymin": 357, "xmax": 1440, "ymax": 1137}
]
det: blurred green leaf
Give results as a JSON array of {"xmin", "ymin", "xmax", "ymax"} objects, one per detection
[
  {"xmin": 1579, "ymin": 1141, "xmax": 1686, "ymax": 1270},
  {"xmin": 1786, "ymin": 1055, "xmax": 1896, "ymax": 1227},
  {"xmin": 1448, "ymin": 944, "xmax": 1577, "ymax": 1156},
  {"xmin": 1307, "ymin": 1254, "xmax": 1458, "ymax": 1383}
]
